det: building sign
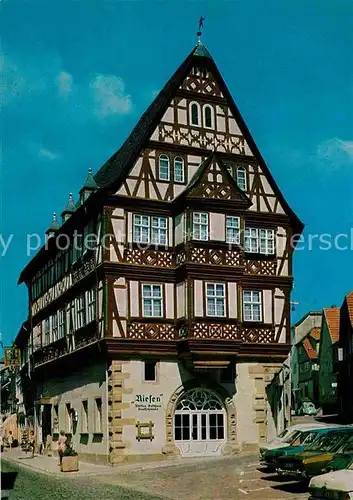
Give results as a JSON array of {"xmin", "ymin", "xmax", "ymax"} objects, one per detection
[
  {"xmin": 134, "ymin": 394, "xmax": 163, "ymax": 411},
  {"xmin": 4, "ymin": 347, "xmax": 21, "ymax": 367}
]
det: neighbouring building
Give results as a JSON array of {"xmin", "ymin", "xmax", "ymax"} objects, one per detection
[
  {"xmin": 291, "ymin": 311, "xmax": 322, "ymax": 413},
  {"xmin": 337, "ymin": 291, "xmax": 353, "ymax": 419},
  {"xmin": 16, "ymin": 39, "xmax": 303, "ymax": 464},
  {"xmin": 318, "ymin": 307, "xmax": 340, "ymax": 415}
]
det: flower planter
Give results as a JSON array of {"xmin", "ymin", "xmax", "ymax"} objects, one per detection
[{"xmin": 61, "ymin": 455, "xmax": 79, "ymax": 472}]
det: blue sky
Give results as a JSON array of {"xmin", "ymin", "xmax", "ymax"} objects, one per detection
[{"xmin": 1, "ymin": 0, "xmax": 352, "ymax": 346}]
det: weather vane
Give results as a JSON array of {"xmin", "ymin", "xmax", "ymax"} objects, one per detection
[{"xmin": 197, "ymin": 16, "xmax": 205, "ymax": 43}]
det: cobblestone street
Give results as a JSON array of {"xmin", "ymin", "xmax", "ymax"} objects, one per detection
[{"xmin": 2, "ymin": 454, "xmax": 309, "ymax": 500}]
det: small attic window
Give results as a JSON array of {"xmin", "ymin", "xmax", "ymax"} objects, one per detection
[
  {"xmin": 190, "ymin": 102, "xmax": 200, "ymax": 126},
  {"xmin": 204, "ymin": 105, "xmax": 214, "ymax": 128},
  {"xmin": 236, "ymin": 167, "xmax": 247, "ymax": 191}
]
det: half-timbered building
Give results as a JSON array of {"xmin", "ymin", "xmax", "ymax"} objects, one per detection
[{"xmin": 17, "ymin": 40, "xmax": 303, "ymax": 464}]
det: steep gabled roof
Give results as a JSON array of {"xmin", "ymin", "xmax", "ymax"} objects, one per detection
[
  {"xmin": 94, "ymin": 42, "xmax": 303, "ymax": 234},
  {"xmin": 302, "ymin": 337, "xmax": 318, "ymax": 360},
  {"xmin": 345, "ymin": 291, "xmax": 353, "ymax": 327},
  {"xmin": 323, "ymin": 307, "xmax": 340, "ymax": 343}
]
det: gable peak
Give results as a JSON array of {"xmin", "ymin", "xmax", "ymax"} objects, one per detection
[{"xmin": 192, "ymin": 40, "xmax": 213, "ymax": 60}]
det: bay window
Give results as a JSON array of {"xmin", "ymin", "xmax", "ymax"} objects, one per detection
[
  {"xmin": 142, "ymin": 284, "xmax": 163, "ymax": 317},
  {"xmin": 193, "ymin": 212, "xmax": 208, "ymax": 241},
  {"xmin": 206, "ymin": 283, "xmax": 226, "ymax": 317},
  {"xmin": 58, "ymin": 309, "xmax": 66, "ymax": 338},
  {"xmin": 76, "ymin": 294, "xmax": 86, "ymax": 329},
  {"xmin": 244, "ymin": 227, "xmax": 275, "ymax": 255},
  {"xmin": 243, "ymin": 290, "xmax": 262, "ymax": 322},
  {"xmin": 133, "ymin": 214, "xmax": 168, "ymax": 246},
  {"xmin": 87, "ymin": 288, "xmax": 96, "ymax": 323},
  {"xmin": 226, "ymin": 216, "xmax": 240, "ymax": 245}
]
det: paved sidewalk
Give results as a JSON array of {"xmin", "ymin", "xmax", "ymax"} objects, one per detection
[
  {"xmin": 1, "ymin": 449, "xmax": 112, "ymax": 476},
  {"xmin": 1, "ymin": 448, "xmax": 250, "ymax": 477}
]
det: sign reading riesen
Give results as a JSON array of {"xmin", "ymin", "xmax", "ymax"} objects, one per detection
[{"xmin": 134, "ymin": 394, "xmax": 163, "ymax": 411}]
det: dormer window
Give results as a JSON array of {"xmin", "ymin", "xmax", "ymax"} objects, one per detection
[
  {"xmin": 190, "ymin": 102, "xmax": 200, "ymax": 126},
  {"xmin": 203, "ymin": 105, "xmax": 214, "ymax": 128},
  {"xmin": 174, "ymin": 157, "xmax": 184, "ymax": 183},
  {"xmin": 159, "ymin": 154, "xmax": 170, "ymax": 181},
  {"xmin": 236, "ymin": 167, "xmax": 247, "ymax": 191}
]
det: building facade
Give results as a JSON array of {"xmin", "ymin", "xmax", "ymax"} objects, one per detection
[
  {"xmin": 337, "ymin": 292, "xmax": 353, "ymax": 418},
  {"xmin": 291, "ymin": 312, "xmax": 322, "ymax": 413},
  {"xmin": 17, "ymin": 41, "xmax": 303, "ymax": 464},
  {"xmin": 318, "ymin": 307, "xmax": 340, "ymax": 415}
]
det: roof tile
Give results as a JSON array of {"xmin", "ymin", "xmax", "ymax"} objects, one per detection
[
  {"xmin": 302, "ymin": 337, "xmax": 318, "ymax": 360},
  {"xmin": 346, "ymin": 291, "xmax": 353, "ymax": 327},
  {"xmin": 324, "ymin": 307, "xmax": 340, "ymax": 343},
  {"xmin": 310, "ymin": 327, "xmax": 321, "ymax": 341}
]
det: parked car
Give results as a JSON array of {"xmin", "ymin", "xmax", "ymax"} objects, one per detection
[
  {"xmin": 298, "ymin": 401, "xmax": 318, "ymax": 416},
  {"xmin": 276, "ymin": 428, "xmax": 353, "ymax": 480},
  {"xmin": 308, "ymin": 463, "xmax": 353, "ymax": 500},
  {"xmin": 259, "ymin": 423, "xmax": 345, "ymax": 462},
  {"xmin": 259, "ymin": 423, "xmax": 335, "ymax": 461},
  {"xmin": 320, "ymin": 435, "xmax": 353, "ymax": 474},
  {"xmin": 261, "ymin": 426, "xmax": 346, "ymax": 469}
]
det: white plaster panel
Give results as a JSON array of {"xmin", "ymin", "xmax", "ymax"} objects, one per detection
[
  {"xmin": 130, "ymin": 281, "xmax": 139, "ymax": 317},
  {"xmin": 165, "ymin": 283, "xmax": 174, "ymax": 319},
  {"xmin": 263, "ymin": 289, "xmax": 272, "ymax": 324},
  {"xmin": 210, "ymin": 213, "xmax": 225, "ymax": 241},
  {"xmin": 176, "ymin": 282, "xmax": 185, "ymax": 318},
  {"xmin": 161, "ymin": 106, "xmax": 174, "ymax": 124},
  {"xmin": 174, "ymin": 213, "xmax": 184, "ymax": 245},
  {"xmin": 194, "ymin": 280, "xmax": 203, "ymax": 316},
  {"xmin": 228, "ymin": 283, "xmax": 237, "ymax": 319}
]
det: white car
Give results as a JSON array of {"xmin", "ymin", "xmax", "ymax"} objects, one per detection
[{"xmin": 309, "ymin": 464, "xmax": 353, "ymax": 499}]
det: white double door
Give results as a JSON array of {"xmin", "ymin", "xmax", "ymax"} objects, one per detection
[{"xmin": 174, "ymin": 410, "xmax": 226, "ymax": 457}]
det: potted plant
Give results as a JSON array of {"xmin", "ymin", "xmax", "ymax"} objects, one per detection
[{"xmin": 60, "ymin": 443, "xmax": 79, "ymax": 472}]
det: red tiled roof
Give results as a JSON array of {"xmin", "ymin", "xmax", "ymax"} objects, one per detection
[
  {"xmin": 302, "ymin": 337, "xmax": 318, "ymax": 360},
  {"xmin": 346, "ymin": 291, "xmax": 353, "ymax": 327},
  {"xmin": 324, "ymin": 307, "xmax": 340, "ymax": 343},
  {"xmin": 310, "ymin": 327, "xmax": 321, "ymax": 341}
]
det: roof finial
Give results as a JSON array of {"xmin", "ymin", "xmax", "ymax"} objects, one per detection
[{"xmin": 197, "ymin": 16, "xmax": 205, "ymax": 44}]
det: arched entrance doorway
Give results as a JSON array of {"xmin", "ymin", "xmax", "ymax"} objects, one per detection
[{"xmin": 173, "ymin": 388, "xmax": 226, "ymax": 457}]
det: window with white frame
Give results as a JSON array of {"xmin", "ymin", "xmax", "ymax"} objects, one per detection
[
  {"xmin": 206, "ymin": 283, "xmax": 226, "ymax": 317},
  {"xmin": 244, "ymin": 227, "xmax": 275, "ymax": 255},
  {"xmin": 226, "ymin": 216, "xmax": 240, "ymax": 245},
  {"xmin": 87, "ymin": 288, "xmax": 96, "ymax": 323},
  {"xmin": 151, "ymin": 217, "xmax": 167, "ymax": 245},
  {"xmin": 76, "ymin": 294, "xmax": 86, "ymax": 329},
  {"xmin": 259, "ymin": 229, "xmax": 275, "ymax": 254},
  {"xmin": 133, "ymin": 215, "xmax": 168, "ymax": 245},
  {"xmin": 44, "ymin": 318, "xmax": 50, "ymax": 345},
  {"xmin": 58, "ymin": 309, "xmax": 66, "ymax": 338},
  {"xmin": 243, "ymin": 290, "xmax": 262, "ymax": 322},
  {"xmin": 236, "ymin": 167, "xmax": 247, "ymax": 191},
  {"xmin": 159, "ymin": 154, "xmax": 170, "ymax": 181},
  {"xmin": 133, "ymin": 214, "xmax": 150, "ymax": 244},
  {"xmin": 190, "ymin": 102, "xmax": 200, "ymax": 126},
  {"xmin": 244, "ymin": 228, "xmax": 259, "ymax": 253},
  {"xmin": 142, "ymin": 284, "xmax": 163, "ymax": 317},
  {"xmin": 192, "ymin": 212, "xmax": 208, "ymax": 241},
  {"xmin": 203, "ymin": 105, "xmax": 214, "ymax": 128},
  {"xmin": 174, "ymin": 157, "xmax": 185, "ymax": 183},
  {"xmin": 52, "ymin": 313, "xmax": 58, "ymax": 342}
]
